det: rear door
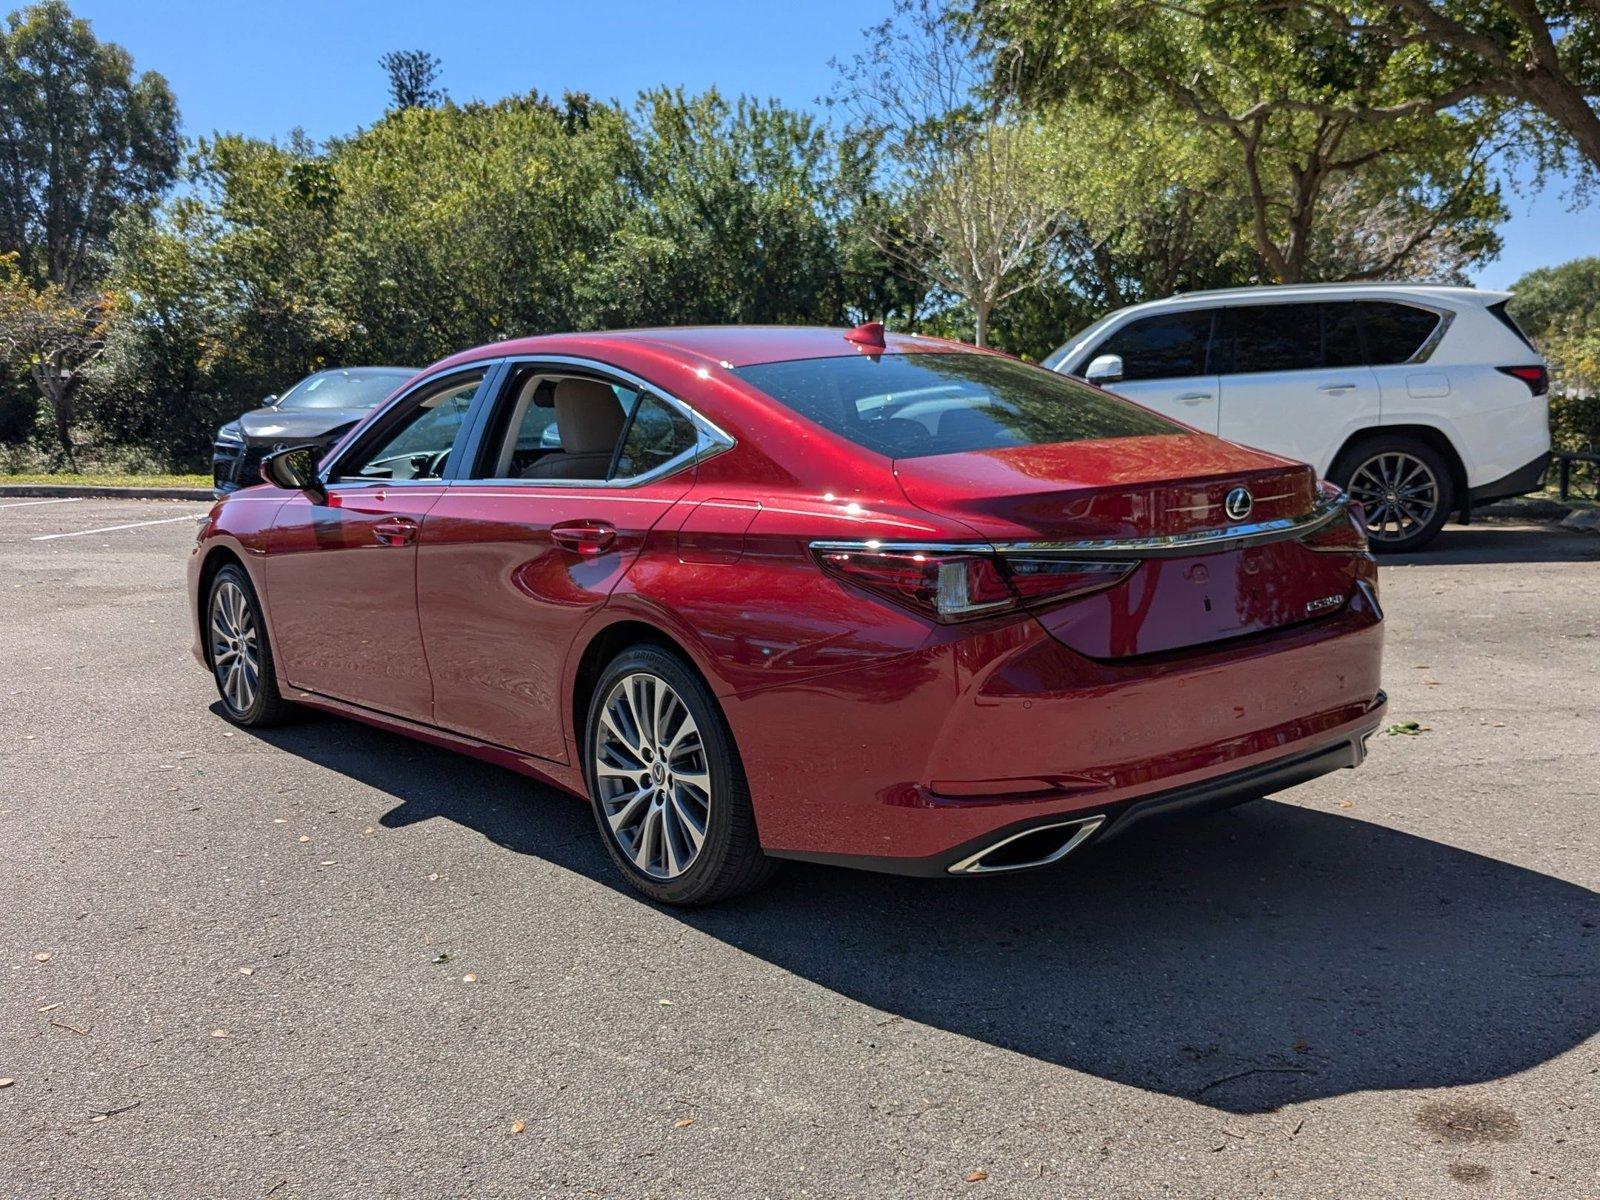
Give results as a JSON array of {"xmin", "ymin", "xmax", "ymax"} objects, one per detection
[
  {"xmin": 1079, "ymin": 308, "xmax": 1221, "ymax": 432},
  {"xmin": 1216, "ymin": 301, "xmax": 1380, "ymax": 473},
  {"xmin": 415, "ymin": 362, "xmax": 705, "ymax": 763}
]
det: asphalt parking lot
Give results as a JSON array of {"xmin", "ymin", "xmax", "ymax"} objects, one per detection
[{"xmin": 2, "ymin": 498, "xmax": 1597, "ymax": 1199}]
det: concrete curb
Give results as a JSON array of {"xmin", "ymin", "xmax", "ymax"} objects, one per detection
[{"xmin": 0, "ymin": 483, "xmax": 214, "ymax": 501}]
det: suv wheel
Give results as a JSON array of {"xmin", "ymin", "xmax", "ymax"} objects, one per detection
[
  {"xmin": 1334, "ymin": 437, "xmax": 1454, "ymax": 553},
  {"xmin": 583, "ymin": 645, "xmax": 776, "ymax": 906}
]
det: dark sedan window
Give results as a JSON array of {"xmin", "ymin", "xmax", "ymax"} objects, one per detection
[{"xmin": 736, "ymin": 352, "xmax": 1180, "ymax": 459}]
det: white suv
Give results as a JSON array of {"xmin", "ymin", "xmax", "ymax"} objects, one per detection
[{"xmin": 1043, "ymin": 283, "xmax": 1551, "ymax": 551}]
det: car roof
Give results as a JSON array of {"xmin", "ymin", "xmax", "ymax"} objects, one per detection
[
  {"xmin": 1125, "ymin": 282, "xmax": 1511, "ymax": 309},
  {"xmin": 429, "ymin": 326, "xmax": 978, "ymax": 373}
]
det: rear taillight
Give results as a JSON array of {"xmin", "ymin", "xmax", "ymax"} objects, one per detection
[
  {"xmin": 1302, "ymin": 497, "xmax": 1370, "ymax": 554},
  {"xmin": 1497, "ymin": 364, "xmax": 1548, "ymax": 396},
  {"xmin": 811, "ymin": 542, "xmax": 1133, "ymax": 623}
]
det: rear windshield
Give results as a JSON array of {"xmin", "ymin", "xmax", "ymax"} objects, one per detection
[{"xmin": 735, "ymin": 352, "xmax": 1179, "ymax": 458}]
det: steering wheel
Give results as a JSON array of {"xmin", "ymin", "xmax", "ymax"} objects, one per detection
[{"xmin": 421, "ymin": 448, "xmax": 450, "ymax": 479}]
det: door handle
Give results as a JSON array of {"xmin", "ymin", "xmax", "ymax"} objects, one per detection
[
  {"xmin": 372, "ymin": 516, "xmax": 419, "ymax": 547},
  {"xmin": 551, "ymin": 520, "xmax": 617, "ymax": 554},
  {"xmin": 1176, "ymin": 392, "xmax": 1212, "ymax": 404},
  {"xmin": 1318, "ymin": 382, "xmax": 1358, "ymax": 393}
]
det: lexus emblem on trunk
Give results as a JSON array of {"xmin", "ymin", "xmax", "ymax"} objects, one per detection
[{"xmin": 1224, "ymin": 487, "xmax": 1253, "ymax": 522}]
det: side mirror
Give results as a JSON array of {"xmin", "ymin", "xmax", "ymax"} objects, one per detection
[
  {"xmin": 1084, "ymin": 354, "xmax": 1124, "ymax": 384},
  {"xmin": 261, "ymin": 445, "xmax": 327, "ymax": 503},
  {"xmin": 262, "ymin": 394, "xmax": 279, "ymax": 407}
]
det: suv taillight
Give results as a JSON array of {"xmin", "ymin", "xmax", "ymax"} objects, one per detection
[
  {"xmin": 811, "ymin": 542, "xmax": 1134, "ymax": 623},
  {"xmin": 1497, "ymin": 365, "xmax": 1548, "ymax": 396}
]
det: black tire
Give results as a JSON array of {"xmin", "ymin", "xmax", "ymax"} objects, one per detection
[
  {"xmin": 206, "ymin": 563, "xmax": 290, "ymax": 728},
  {"xmin": 582, "ymin": 644, "xmax": 777, "ymax": 906},
  {"xmin": 1331, "ymin": 435, "xmax": 1455, "ymax": 553}
]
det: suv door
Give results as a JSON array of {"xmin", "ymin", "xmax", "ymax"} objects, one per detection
[
  {"xmin": 263, "ymin": 368, "xmax": 488, "ymax": 721},
  {"xmin": 415, "ymin": 363, "xmax": 708, "ymax": 763},
  {"xmin": 1076, "ymin": 309, "xmax": 1221, "ymax": 432},
  {"xmin": 1215, "ymin": 302, "xmax": 1380, "ymax": 473}
]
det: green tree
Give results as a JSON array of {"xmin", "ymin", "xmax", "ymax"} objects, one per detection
[
  {"xmin": 379, "ymin": 49, "xmax": 444, "ymax": 111},
  {"xmin": 1510, "ymin": 257, "xmax": 1600, "ymax": 399},
  {"xmin": 968, "ymin": 0, "xmax": 1507, "ymax": 282},
  {"xmin": 0, "ymin": 0, "xmax": 180, "ymax": 291},
  {"xmin": 0, "ymin": 0, "xmax": 178, "ymax": 462},
  {"xmin": 1240, "ymin": 0, "xmax": 1600, "ymax": 174},
  {"xmin": 835, "ymin": 0, "xmax": 1069, "ymax": 345}
]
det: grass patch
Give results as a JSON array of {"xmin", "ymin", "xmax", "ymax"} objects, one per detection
[{"xmin": 0, "ymin": 472, "xmax": 212, "ymax": 490}]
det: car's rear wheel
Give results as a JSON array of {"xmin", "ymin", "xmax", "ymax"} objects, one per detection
[
  {"xmin": 1334, "ymin": 436, "xmax": 1454, "ymax": 553},
  {"xmin": 207, "ymin": 563, "xmax": 289, "ymax": 727},
  {"xmin": 583, "ymin": 644, "xmax": 775, "ymax": 905}
]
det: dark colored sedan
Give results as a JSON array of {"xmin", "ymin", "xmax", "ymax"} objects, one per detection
[
  {"xmin": 189, "ymin": 324, "xmax": 1385, "ymax": 906},
  {"xmin": 211, "ymin": 367, "xmax": 417, "ymax": 495}
]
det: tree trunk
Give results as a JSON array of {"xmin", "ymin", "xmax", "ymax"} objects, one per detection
[
  {"xmin": 32, "ymin": 362, "xmax": 79, "ymax": 472},
  {"xmin": 973, "ymin": 300, "xmax": 991, "ymax": 348}
]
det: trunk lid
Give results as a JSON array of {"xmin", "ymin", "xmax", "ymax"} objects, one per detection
[{"xmin": 894, "ymin": 434, "xmax": 1361, "ymax": 658}]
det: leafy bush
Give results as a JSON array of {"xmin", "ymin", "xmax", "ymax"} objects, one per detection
[{"xmin": 1550, "ymin": 393, "xmax": 1600, "ymax": 454}]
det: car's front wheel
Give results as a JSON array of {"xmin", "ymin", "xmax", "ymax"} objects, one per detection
[
  {"xmin": 583, "ymin": 644, "xmax": 775, "ymax": 905},
  {"xmin": 1333, "ymin": 436, "xmax": 1455, "ymax": 553},
  {"xmin": 206, "ymin": 563, "xmax": 289, "ymax": 727}
]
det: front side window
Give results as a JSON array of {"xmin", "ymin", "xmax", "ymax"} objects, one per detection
[
  {"xmin": 735, "ymin": 352, "xmax": 1180, "ymax": 459},
  {"xmin": 335, "ymin": 373, "xmax": 482, "ymax": 482},
  {"xmin": 1089, "ymin": 311, "xmax": 1213, "ymax": 381}
]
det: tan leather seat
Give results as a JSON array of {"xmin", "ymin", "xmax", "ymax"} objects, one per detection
[{"xmin": 519, "ymin": 379, "xmax": 627, "ymax": 480}]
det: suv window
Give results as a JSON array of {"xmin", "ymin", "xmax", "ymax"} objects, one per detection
[
  {"xmin": 1224, "ymin": 302, "xmax": 1365, "ymax": 374},
  {"xmin": 1089, "ymin": 311, "xmax": 1212, "ymax": 381},
  {"xmin": 1358, "ymin": 301, "xmax": 1441, "ymax": 364}
]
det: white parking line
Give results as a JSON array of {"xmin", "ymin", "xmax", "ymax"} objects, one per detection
[
  {"xmin": 32, "ymin": 514, "xmax": 202, "ymax": 542},
  {"xmin": 0, "ymin": 496, "xmax": 84, "ymax": 509}
]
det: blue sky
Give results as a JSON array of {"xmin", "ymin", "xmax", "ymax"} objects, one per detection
[{"xmin": 72, "ymin": 0, "xmax": 1598, "ymax": 290}]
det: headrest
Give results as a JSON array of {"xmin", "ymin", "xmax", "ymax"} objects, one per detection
[{"xmin": 552, "ymin": 379, "xmax": 627, "ymax": 455}]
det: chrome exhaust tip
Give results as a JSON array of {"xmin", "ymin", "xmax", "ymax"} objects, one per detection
[{"xmin": 946, "ymin": 815, "xmax": 1107, "ymax": 875}]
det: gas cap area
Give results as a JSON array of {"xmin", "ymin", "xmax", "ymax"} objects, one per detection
[{"xmin": 676, "ymin": 498, "xmax": 762, "ymax": 565}]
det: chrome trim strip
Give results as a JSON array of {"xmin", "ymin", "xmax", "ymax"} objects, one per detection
[
  {"xmin": 322, "ymin": 353, "xmax": 736, "ymax": 493},
  {"xmin": 811, "ymin": 497, "xmax": 1347, "ymax": 561},
  {"xmin": 947, "ymin": 815, "xmax": 1106, "ymax": 875}
]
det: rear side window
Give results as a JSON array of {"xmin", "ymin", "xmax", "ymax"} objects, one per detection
[
  {"xmin": 613, "ymin": 393, "xmax": 697, "ymax": 479},
  {"xmin": 1090, "ymin": 311, "xmax": 1212, "ymax": 381},
  {"xmin": 1357, "ymin": 302, "xmax": 1441, "ymax": 364},
  {"xmin": 1222, "ymin": 302, "xmax": 1365, "ymax": 373},
  {"xmin": 1486, "ymin": 300, "xmax": 1537, "ymax": 352},
  {"xmin": 735, "ymin": 352, "xmax": 1181, "ymax": 459}
]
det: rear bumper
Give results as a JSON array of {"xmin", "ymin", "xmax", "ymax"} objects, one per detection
[
  {"xmin": 768, "ymin": 695, "xmax": 1385, "ymax": 877},
  {"xmin": 730, "ymin": 574, "xmax": 1385, "ymax": 868},
  {"xmin": 1467, "ymin": 451, "xmax": 1551, "ymax": 506}
]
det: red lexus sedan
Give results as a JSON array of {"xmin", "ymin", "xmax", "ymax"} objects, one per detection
[{"xmin": 188, "ymin": 324, "xmax": 1385, "ymax": 905}]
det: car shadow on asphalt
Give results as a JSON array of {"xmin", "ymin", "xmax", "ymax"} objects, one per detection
[
  {"xmin": 1384, "ymin": 521, "xmax": 1600, "ymax": 566},
  {"xmin": 238, "ymin": 707, "xmax": 1600, "ymax": 1117}
]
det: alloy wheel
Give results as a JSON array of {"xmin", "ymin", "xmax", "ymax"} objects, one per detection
[
  {"xmin": 1346, "ymin": 451, "xmax": 1440, "ymax": 544},
  {"xmin": 210, "ymin": 580, "xmax": 261, "ymax": 714},
  {"xmin": 593, "ymin": 672, "xmax": 711, "ymax": 880}
]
